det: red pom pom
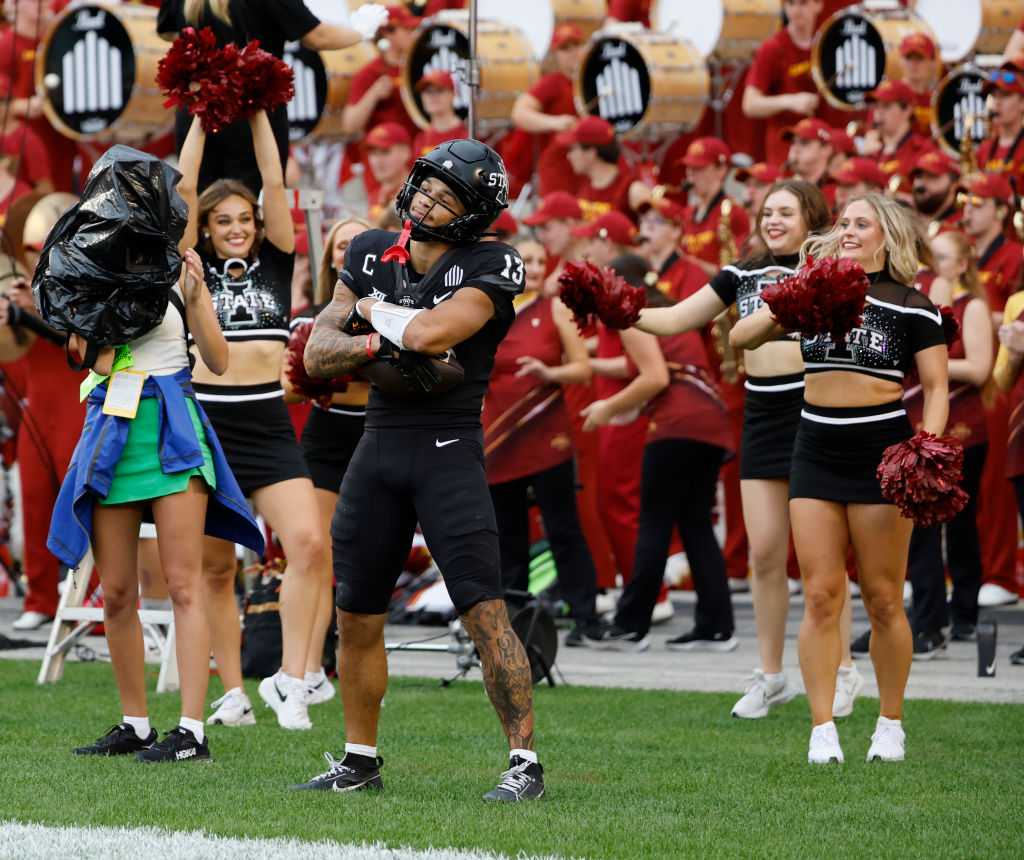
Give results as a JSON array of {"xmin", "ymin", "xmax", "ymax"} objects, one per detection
[
  {"xmin": 762, "ymin": 256, "xmax": 870, "ymax": 343},
  {"xmin": 157, "ymin": 27, "xmax": 242, "ymax": 133},
  {"xmin": 238, "ymin": 40, "xmax": 295, "ymax": 116},
  {"xmin": 557, "ymin": 261, "xmax": 646, "ymax": 330},
  {"xmin": 876, "ymin": 430, "xmax": 969, "ymax": 526},
  {"xmin": 286, "ymin": 322, "xmax": 351, "ymax": 408},
  {"xmin": 939, "ymin": 305, "xmax": 960, "ymax": 349}
]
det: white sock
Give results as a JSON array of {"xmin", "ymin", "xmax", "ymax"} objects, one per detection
[
  {"xmin": 510, "ymin": 748, "xmax": 538, "ymax": 764},
  {"xmin": 179, "ymin": 716, "xmax": 204, "ymax": 743},
  {"xmin": 837, "ymin": 664, "xmax": 855, "ymax": 676},
  {"xmin": 764, "ymin": 671, "xmax": 786, "ymax": 686},
  {"xmin": 225, "ymin": 686, "xmax": 245, "ymax": 699},
  {"xmin": 140, "ymin": 597, "xmax": 172, "ymax": 611},
  {"xmin": 813, "ymin": 720, "xmax": 836, "ymax": 732},
  {"xmin": 305, "ymin": 669, "xmax": 325, "ymax": 686},
  {"xmin": 345, "ymin": 742, "xmax": 377, "ymax": 759},
  {"xmin": 877, "ymin": 716, "xmax": 901, "ymax": 728},
  {"xmin": 281, "ymin": 671, "xmax": 304, "ymax": 688},
  {"xmin": 122, "ymin": 715, "xmax": 150, "ymax": 740}
]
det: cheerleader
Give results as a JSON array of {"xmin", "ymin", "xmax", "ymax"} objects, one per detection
[
  {"xmin": 177, "ymin": 112, "xmax": 329, "ymax": 731},
  {"xmin": 633, "ymin": 182, "xmax": 863, "ymax": 718},
  {"xmin": 902, "ymin": 232, "xmax": 993, "ymax": 655},
  {"xmin": 46, "ymin": 150, "xmax": 262, "ymax": 761},
  {"xmin": 482, "ymin": 236, "xmax": 606, "ymax": 645},
  {"xmin": 582, "ymin": 255, "xmax": 735, "ymax": 650},
  {"xmin": 284, "ymin": 217, "xmax": 370, "ymax": 702},
  {"xmin": 732, "ymin": 194, "xmax": 950, "ymax": 764}
]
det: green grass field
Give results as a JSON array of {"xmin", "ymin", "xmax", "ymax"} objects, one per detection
[{"xmin": 1, "ymin": 660, "xmax": 1020, "ymax": 859}]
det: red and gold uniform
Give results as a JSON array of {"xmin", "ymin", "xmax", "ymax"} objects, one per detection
[
  {"xmin": 1002, "ymin": 292, "xmax": 1024, "ymax": 483},
  {"xmin": 413, "ymin": 123, "xmax": 468, "ymax": 157},
  {"xmin": 576, "ymin": 167, "xmax": 635, "ymax": 223},
  {"xmin": 681, "ymin": 192, "xmax": 751, "ymax": 266},
  {"xmin": 978, "ymin": 233, "xmax": 1024, "ymax": 312}
]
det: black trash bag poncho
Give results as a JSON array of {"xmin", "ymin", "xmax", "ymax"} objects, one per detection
[{"xmin": 32, "ymin": 145, "xmax": 188, "ymax": 346}]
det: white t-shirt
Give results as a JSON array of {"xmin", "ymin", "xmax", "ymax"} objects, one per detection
[{"xmin": 130, "ymin": 285, "xmax": 189, "ymax": 376}]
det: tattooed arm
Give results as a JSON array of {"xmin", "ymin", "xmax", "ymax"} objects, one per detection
[{"xmin": 304, "ymin": 280, "xmax": 375, "ymax": 378}]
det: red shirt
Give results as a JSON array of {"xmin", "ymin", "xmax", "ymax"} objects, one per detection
[
  {"xmin": 483, "ymin": 295, "xmax": 574, "ymax": 484},
  {"xmin": 0, "ymin": 177, "xmax": 32, "ymax": 225},
  {"xmin": 747, "ymin": 28, "xmax": 850, "ymax": 167},
  {"xmin": 529, "ymin": 73, "xmax": 579, "ymax": 197},
  {"xmin": 681, "ymin": 194, "xmax": 751, "ymax": 266},
  {"xmin": 607, "ymin": 0, "xmax": 651, "ymax": 27},
  {"xmin": 873, "ymin": 131, "xmax": 933, "ymax": 182},
  {"xmin": 1, "ymin": 125, "xmax": 52, "ymax": 188},
  {"xmin": 365, "ymin": 179, "xmax": 403, "ymax": 225},
  {"xmin": 977, "ymin": 233, "xmax": 1023, "ymax": 312},
  {"xmin": 413, "ymin": 123, "xmax": 468, "ymax": 157},
  {"xmin": 656, "ymin": 253, "xmax": 707, "ymax": 301},
  {"xmin": 577, "ymin": 165, "xmax": 635, "ymax": 222},
  {"xmin": 977, "ymin": 131, "xmax": 1024, "ymax": 194}
]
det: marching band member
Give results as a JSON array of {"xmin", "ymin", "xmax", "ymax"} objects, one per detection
[
  {"xmin": 483, "ymin": 236, "xmax": 608, "ymax": 646},
  {"xmin": 978, "ymin": 59, "xmax": 1024, "ymax": 193},
  {"xmin": 833, "ymin": 158, "xmax": 887, "ymax": 214},
  {"xmin": 362, "ymin": 123, "xmax": 414, "ymax": 225},
  {"xmin": 561, "ymin": 117, "xmax": 635, "ymax": 222},
  {"xmin": 411, "ymin": 71, "xmax": 468, "ymax": 157},
  {"xmin": 732, "ymin": 193, "xmax": 950, "ymax": 764},
  {"xmin": 897, "ymin": 33, "xmax": 941, "ymax": 134},
  {"xmin": 861, "ymin": 80, "xmax": 932, "ymax": 182},
  {"xmin": 572, "ymin": 212, "xmax": 639, "ymax": 267},
  {"xmin": 782, "ymin": 119, "xmax": 837, "ymax": 207},
  {"xmin": 910, "ymin": 151, "xmax": 962, "ymax": 236}
]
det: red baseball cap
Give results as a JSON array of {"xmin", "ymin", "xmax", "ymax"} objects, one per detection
[
  {"xmin": 383, "ymin": 5, "xmax": 420, "ymax": 29},
  {"xmin": 829, "ymin": 128, "xmax": 856, "ymax": 156},
  {"xmin": 491, "ymin": 209, "xmax": 518, "ymax": 236},
  {"xmin": 571, "ymin": 211, "xmax": 638, "ymax": 245},
  {"xmin": 866, "ymin": 79, "xmax": 916, "ymax": 105},
  {"xmin": 833, "ymin": 157, "xmax": 887, "ymax": 189},
  {"xmin": 522, "ymin": 191, "xmax": 583, "ymax": 225},
  {"xmin": 984, "ymin": 59, "xmax": 1024, "ymax": 95},
  {"xmin": 680, "ymin": 137, "xmax": 731, "ymax": 168},
  {"xmin": 781, "ymin": 118, "xmax": 832, "ymax": 144},
  {"xmin": 734, "ymin": 162, "xmax": 783, "ymax": 184},
  {"xmin": 557, "ymin": 116, "xmax": 616, "ymax": 148},
  {"xmin": 415, "ymin": 70, "xmax": 455, "ymax": 93},
  {"xmin": 551, "ymin": 24, "xmax": 585, "ymax": 51},
  {"xmin": 366, "ymin": 122, "xmax": 412, "ymax": 150},
  {"xmin": 637, "ymin": 196, "xmax": 687, "ymax": 224},
  {"xmin": 966, "ymin": 172, "xmax": 1014, "ymax": 206},
  {"xmin": 899, "ymin": 33, "xmax": 936, "ymax": 60},
  {"xmin": 911, "ymin": 150, "xmax": 961, "ymax": 180}
]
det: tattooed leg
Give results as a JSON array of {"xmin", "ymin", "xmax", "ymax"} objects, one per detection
[{"xmin": 461, "ymin": 599, "xmax": 535, "ymax": 750}]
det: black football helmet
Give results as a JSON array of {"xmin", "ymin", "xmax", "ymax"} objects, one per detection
[{"xmin": 395, "ymin": 139, "xmax": 509, "ymax": 244}]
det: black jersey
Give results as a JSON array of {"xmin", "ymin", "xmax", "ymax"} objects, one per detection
[
  {"xmin": 801, "ymin": 276, "xmax": 946, "ymax": 382},
  {"xmin": 200, "ymin": 239, "xmax": 295, "ymax": 344},
  {"xmin": 341, "ymin": 230, "xmax": 524, "ymax": 429},
  {"xmin": 709, "ymin": 254, "xmax": 800, "ymax": 321}
]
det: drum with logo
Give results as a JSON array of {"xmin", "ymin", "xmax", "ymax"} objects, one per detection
[
  {"xmin": 811, "ymin": 5, "xmax": 937, "ymax": 111},
  {"xmin": 652, "ymin": 0, "xmax": 780, "ymax": 63},
  {"xmin": 35, "ymin": 3, "xmax": 169, "ymax": 142},
  {"xmin": 283, "ymin": 41, "xmax": 375, "ymax": 142},
  {"xmin": 915, "ymin": 0, "xmax": 1024, "ymax": 63},
  {"xmin": 401, "ymin": 12, "xmax": 538, "ymax": 131},
  {"xmin": 576, "ymin": 25, "xmax": 708, "ymax": 138},
  {"xmin": 931, "ymin": 64, "xmax": 988, "ymax": 159}
]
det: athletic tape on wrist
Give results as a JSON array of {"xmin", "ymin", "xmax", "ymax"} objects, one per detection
[{"xmin": 369, "ymin": 301, "xmax": 424, "ymax": 350}]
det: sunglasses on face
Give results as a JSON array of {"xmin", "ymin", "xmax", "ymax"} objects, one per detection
[{"xmin": 990, "ymin": 71, "xmax": 1021, "ymax": 86}]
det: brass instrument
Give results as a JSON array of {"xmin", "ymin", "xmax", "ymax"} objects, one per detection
[
  {"xmin": 712, "ymin": 198, "xmax": 743, "ymax": 384},
  {"xmin": 960, "ymin": 112, "xmax": 979, "ymax": 177}
]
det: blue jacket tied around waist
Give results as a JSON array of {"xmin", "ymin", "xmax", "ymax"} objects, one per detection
[{"xmin": 48, "ymin": 368, "xmax": 264, "ymax": 567}]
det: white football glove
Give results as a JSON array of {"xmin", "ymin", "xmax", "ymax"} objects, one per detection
[{"xmin": 350, "ymin": 4, "xmax": 390, "ymax": 41}]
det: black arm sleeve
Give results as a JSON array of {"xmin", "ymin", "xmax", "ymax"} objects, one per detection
[
  {"xmin": 157, "ymin": 0, "xmax": 185, "ymax": 36},
  {"xmin": 261, "ymin": 0, "xmax": 321, "ymax": 42},
  {"xmin": 709, "ymin": 267, "xmax": 740, "ymax": 306},
  {"xmin": 906, "ymin": 290, "xmax": 947, "ymax": 354}
]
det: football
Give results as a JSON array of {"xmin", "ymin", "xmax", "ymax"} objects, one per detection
[{"xmin": 358, "ymin": 350, "xmax": 465, "ymax": 399}]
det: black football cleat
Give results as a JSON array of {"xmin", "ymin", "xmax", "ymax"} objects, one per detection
[
  {"xmin": 291, "ymin": 752, "xmax": 384, "ymax": 793},
  {"xmin": 483, "ymin": 757, "xmax": 545, "ymax": 802}
]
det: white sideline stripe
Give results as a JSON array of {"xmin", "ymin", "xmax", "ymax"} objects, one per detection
[{"xmin": 0, "ymin": 822, "xmax": 567, "ymax": 860}]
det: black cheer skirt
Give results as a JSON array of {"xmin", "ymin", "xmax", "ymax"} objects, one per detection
[
  {"xmin": 789, "ymin": 401, "xmax": 912, "ymax": 505},
  {"xmin": 301, "ymin": 405, "xmax": 366, "ymax": 493},
  {"xmin": 740, "ymin": 373, "xmax": 805, "ymax": 480},
  {"xmin": 195, "ymin": 382, "xmax": 310, "ymax": 497}
]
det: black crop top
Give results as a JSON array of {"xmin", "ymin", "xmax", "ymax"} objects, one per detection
[
  {"xmin": 801, "ymin": 276, "xmax": 945, "ymax": 382},
  {"xmin": 709, "ymin": 254, "xmax": 801, "ymax": 321},
  {"xmin": 199, "ymin": 239, "xmax": 295, "ymax": 344}
]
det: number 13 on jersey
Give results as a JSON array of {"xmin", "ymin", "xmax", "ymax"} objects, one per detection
[{"xmin": 502, "ymin": 253, "xmax": 525, "ymax": 285}]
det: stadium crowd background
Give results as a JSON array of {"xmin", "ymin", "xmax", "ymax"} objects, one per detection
[{"xmin": 2, "ymin": 0, "xmax": 1024, "ymax": 710}]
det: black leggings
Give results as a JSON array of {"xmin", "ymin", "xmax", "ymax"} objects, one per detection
[
  {"xmin": 908, "ymin": 443, "xmax": 987, "ymax": 633},
  {"xmin": 489, "ymin": 459, "xmax": 598, "ymax": 622},
  {"xmin": 615, "ymin": 439, "xmax": 732, "ymax": 638}
]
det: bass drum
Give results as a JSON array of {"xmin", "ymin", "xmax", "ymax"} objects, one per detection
[
  {"xmin": 811, "ymin": 6, "xmax": 937, "ymax": 111},
  {"xmin": 402, "ymin": 12, "xmax": 538, "ymax": 132},
  {"xmin": 931, "ymin": 64, "xmax": 988, "ymax": 159},
  {"xmin": 576, "ymin": 25, "xmax": 709, "ymax": 138},
  {"xmin": 652, "ymin": 0, "xmax": 780, "ymax": 63},
  {"xmin": 478, "ymin": 0, "xmax": 605, "ymax": 61},
  {"xmin": 283, "ymin": 41, "xmax": 375, "ymax": 142},
  {"xmin": 35, "ymin": 3, "xmax": 170, "ymax": 142}
]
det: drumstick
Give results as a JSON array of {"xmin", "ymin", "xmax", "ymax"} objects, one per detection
[{"xmin": 582, "ymin": 82, "xmax": 614, "ymax": 113}]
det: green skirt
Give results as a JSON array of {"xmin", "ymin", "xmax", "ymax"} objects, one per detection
[{"xmin": 101, "ymin": 397, "xmax": 217, "ymax": 506}]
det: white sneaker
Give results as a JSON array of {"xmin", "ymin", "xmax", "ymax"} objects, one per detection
[
  {"xmin": 595, "ymin": 591, "xmax": 617, "ymax": 616},
  {"xmin": 832, "ymin": 664, "xmax": 864, "ymax": 719},
  {"xmin": 731, "ymin": 670, "xmax": 797, "ymax": 719},
  {"xmin": 867, "ymin": 717, "xmax": 905, "ymax": 762},
  {"xmin": 808, "ymin": 721, "xmax": 844, "ymax": 764},
  {"xmin": 306, "ymin": 671, "xmax": 336, "ymax": 706},
  {"xmin": 728, "ymin": 577, "xmax": 751, "ymax": 594},
  {"xmin": 650, "ymin": 594, "xmax": 675, "ymax": 625},
  {"xmin": 258, "ymin": 672, "xmax": 312, "ymax": 730},
  {"xmin": 12, "ymin": 611, "xmax": 52, "ymax": 630},
  {"xmin": 978, "ymin": 583, "xmax": 1019, "ymax": 607},
  {"xmin": 207, "ymin": 688, "xmax": 256, "ymax": 726}
]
